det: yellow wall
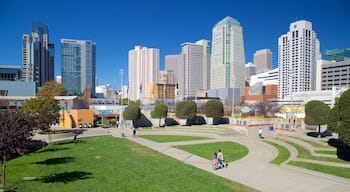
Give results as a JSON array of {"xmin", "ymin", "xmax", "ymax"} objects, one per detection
[
  {"xmin": 70, "ymin": 109, "xmax": 94, "ymax": 128},
  {"xmin": 59, "ymin": 110, "xmax": 73, "ymax": 128}
]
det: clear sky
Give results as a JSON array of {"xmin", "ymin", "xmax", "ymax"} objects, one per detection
[{"xmin": 1, "ymin": 0, "xmax": 349, "ymax": 90}]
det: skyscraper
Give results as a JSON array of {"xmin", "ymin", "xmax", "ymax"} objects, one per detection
[
  {"xmin": 325, "ymin": 48, "xmax": 350, "ymax": 62},
  {"xmin": 61, "ymin": 39, "xmax": 96, "ymax": 97},
  {"xmin": 210, "ymin": 16, "xmax": 246, "ymax": 96},
  {"xmin": 22, "ymin": 22, "xmax": 54, "ymax": 89},
  {"xmin": 278, "ymin": 20, "xmax": 320, "ymax": 98},
  {"xmin": 165, "ymin": 54, "xmax": 182, "ymax": 84},
  {"xmin": 178, "ymin": 40, "xmax": 210, "ymax": 98},
  {"xmin": 254, "ymin": 49, "xmax": 272, "ymax": 73},
  {"xmin": 128, "ymin": 46, "xmax": 159, "ymax": 101}
]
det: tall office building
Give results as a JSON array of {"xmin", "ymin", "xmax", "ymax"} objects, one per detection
[
  {"xmin": 61, "ymin": 39, "xmax": 96, "ymax": 97},
  {"xmin": 245, "ymin": 62, "xmax": 256, "ymax": 81},
  {"xmin": 165, "ymin": 54, "xmax": 182, "ymax": 84},
  {"xmin": 254, "ymin": 49, "xmax": 272, "ymax": 73},
  {"xmin": 210, "ymin": 16, "xmax": 246, "ymax": 96},
  {"xmin": 22, "ymin": 23, "xmax": 54, "ymax": 89},
  {"xmin": 278, "ymin": 20, "xmax": 320, "ymax": 98},
  {"xmin": 325, "ymin": 48, "xmax": 350, "ymax": 62},
  {"xmin": 178, "ymin": 40, "xmax": 210, "ymax": 98},
  {"xmin": 128, "ymin": 46, "xmax": 159, "ymax": 101}
]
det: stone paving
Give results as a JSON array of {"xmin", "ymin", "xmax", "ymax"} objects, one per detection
[{"xmin": 33, "ymin": 127, "xmax": 350, "ymax": 192}]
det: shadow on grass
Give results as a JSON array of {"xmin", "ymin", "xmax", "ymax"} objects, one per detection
[
  {"xmin": 37, "ymin": 147, "xmax": 70, "ymax": 153},
  {"xmin": 54, "ymin": 139, "xmax": 87, "ymax": 146},
  {"xmin": 40, "ymin": 171, "xmax": 92, "ymax": 184},
  {"xmin": 34, "ymin": 157, "xmax": 74, "ymax": 165}
]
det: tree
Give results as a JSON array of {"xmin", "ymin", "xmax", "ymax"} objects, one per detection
[
  {"xmin": 176, "ymin": 100, "xmax": 197, "ymax": 122},
  {"xmin": 21, "ymin": 96, "xmax": 60, "ymax": 143},
  {"xmin": 327, "ymin": 88, "xmax": 350, "ymax": 145},
  {"xmin": 37, "ymin": 81, "xmax": 67, "ymax": 97},
  {"xmin": 204, "ymin": 100, "xmax": 224, "ymax": 118},
  {"xmin": 0, "ymin": 110, "xmax": 34, "ymax": 186},
  {"xmin": 305, "ymin": 100, "xmax": 330, "ymax": 134},
  {"xmin": 151, "ymin": 103, "xmax": 168, "ymax": 126},
  {"xmin": 123, "ymin": 103, "xmax": 141, "ymax": 127}
]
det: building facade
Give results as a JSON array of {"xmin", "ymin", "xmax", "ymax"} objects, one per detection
[
  {"xmin": 325, "ymin": 48, "xmax": 350, "ymax": 62},
  {"xmin": 210, "ymin": 16, "xmax": 246, "ymax": 97},
  {"xmin": 165, "ymin": 54, "xmax": 182, "ymax": 84},
  {"xmin": 317, "ymin": 59, "xmax": 350, "ymax": 90},
  {"xmin": 22, "ymin": 23, "xmax": 54, "ymax": 89},
  {"xmin": 128, "ymin": 46, "xmax": 159, "ymax": 101},
  {"xmin": 278, "ymin": 20, "xmax": 320, "ymax": 98},
  {"xmin": 245, "ymin": 62, "xmax": 256, "ymax": 82},
  {"xmin": 178, "ymin": 40, "xmax": 210, "ymax": 98},
  {"xmin": 254, "ymin": 49, "xmax": 272, "ymax": 73},
  {"xmin": 61, "ymin": 39, "xmax": 96, "ymax": 97}
]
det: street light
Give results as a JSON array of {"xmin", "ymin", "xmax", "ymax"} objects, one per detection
[{"xmin": 119, "ymin": 69, "xmax": 124, "ymax": 103}]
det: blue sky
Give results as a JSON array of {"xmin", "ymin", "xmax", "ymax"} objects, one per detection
[{"xmin": 1, "ymin": 0, "xmax": 349, "ymax": 90}]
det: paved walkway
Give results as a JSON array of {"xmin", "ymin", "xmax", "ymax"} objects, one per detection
[
  {"xmin": 109, "ymin": 128, "xmax": 350, "ymax": 192},
  {"xmin": 34, "ymin": 127, "xmax": 350, "ymax": 192}
]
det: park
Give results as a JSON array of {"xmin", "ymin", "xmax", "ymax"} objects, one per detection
[{"xmin": 1, "ymin": 84, "xmax": 350, "ymax": 191}]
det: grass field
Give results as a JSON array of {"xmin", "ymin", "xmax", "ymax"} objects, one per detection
[
  {"xmin": 175, "ymin": 141, "xmax": 248, "ymax": 162},
  {"xmin": 284, "ymin": 140, "xmax": 350, "ymax": 164},
  {"xmin": 2, "ymin": 136, "xmax": 257, "ymax": 192},
  {"xmin": 289, "ymin": 136, "xmax": 333, "ymax": 149},
  {"xmin": 139, "ymin": 135, "xmax": 211, "ymax": 142},
  {"xmin": 263, "ymin": 140, "xmax": 291, "ymax": 165},
  {"xmin": 288, "ymin": 161, "xmax": 350, "ymax": 179}
]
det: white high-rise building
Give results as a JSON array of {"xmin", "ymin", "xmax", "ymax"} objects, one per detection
[
  {"xmin": 178, "ymin": 39, "xmax": 210, "ymax": 98},
  {"xmin": 278, "ymin": 20, "xmax": 320, "ymax": 98},
  {"xmin": 254, "ymin": 49, "xmax": 272, "ymax": 73},
  {"xmin": 210, "ymin": 16, "xmax": 246, "ymax": 96},
  {"xmin": 128, "ymin": 46, "xmax": 159, "ymax": 101}
]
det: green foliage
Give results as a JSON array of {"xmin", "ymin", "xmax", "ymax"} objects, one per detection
[
  {"xmin": 176, "ymin": 100, "xmax": 197, "ymax": 120},
  {"xmin": 123, "ymin": 103, "xmax": 140, "ymax": 121},
  {"xmin": 304, "ymin": 100, "xmax": 330, "ymax": 125},
  {"xmin": 102, "ymin": 119, "xmax": 111, "ymax": 125},
  {"xmin": 121, "ymin": 98, "xmax": 129, "ymax": 105},
  {"xmin": 204, "ymin": 99, "xmax": 224, "ymax": 118},
  {"xmin": 21, "ymin": 96, "xmax": 60, "ymax": 131},
  {"xmin": 327, "ymin": 88, "xmax": 350, "ymax": 145},
  {"xmin": 288, "ymin": 161, "xmax": 350, "ymax": 179},
  {"xmin": 37, "ymin": 81, "xmax": 67, "ymax": 97},
  {"xmin": 151, "ymin": 104, "xmax": 168, "ymax": 119}
]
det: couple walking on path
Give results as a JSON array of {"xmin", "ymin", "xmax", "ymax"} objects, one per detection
[{"xmin": 212, "ymin": 149, "xmax": 228, "ymax": 170}]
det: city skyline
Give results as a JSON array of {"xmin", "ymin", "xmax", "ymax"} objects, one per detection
[{"xmin": 1, "ymin": 0, "xmax": 350, "ymax": 90}]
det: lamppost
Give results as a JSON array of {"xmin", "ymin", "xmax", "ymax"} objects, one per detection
[{"xmin": 119, "ymin": 69, "xmax": 124, "ymax": 100}]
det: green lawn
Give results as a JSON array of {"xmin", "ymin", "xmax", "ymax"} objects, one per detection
[
  {"xmin": 175, "ymin": 142, "xmax": 248, "ymax": 162},
  {"xmin": 263, "ymin": 140, "xmax": 291, "ymax": 165},
  {"xmin": 315, "ymin": 150, "xmax": 337, "ymax": 155},
  {"xmin": 2, "ymin": 136, "xmax": 257, "ymax": 192},
  {"xmin": 289, "ymin": 136, "xmax": 333, "ymax": 149},
  {"xmin": 288, "ymin": 161, "xmax": 350, "ymax": 179},
  {"xmin": 284, "ymin": 140, "xmax": 350, "ymax": 164},
  {"xmin": 139, "ymin": 135, "xmax": 211, "ymax": 142}
]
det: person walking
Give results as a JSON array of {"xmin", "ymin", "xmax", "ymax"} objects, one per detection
[
  {"xmin": 217, "ymin": 149, "xmax": 227, "ymax": 168},
  {"xmin": 259, "ymin": 127, "xmax": 263, "ymax": 139},
  {"xmin": 133, "ymin": 128, "xmax": 137, "ymax": 138}
]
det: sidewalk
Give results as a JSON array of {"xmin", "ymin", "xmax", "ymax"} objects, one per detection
[{"xmin": 111, "ymin": 128, "xmax": 350, "ymax": 192}]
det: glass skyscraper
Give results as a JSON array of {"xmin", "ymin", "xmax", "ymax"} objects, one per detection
[
  {"xmin": 210, "ymin": 16, "xmax": 246, "ymax": 96},
  {"xmin": 325, "ymin": 48, "xmax": 350, "ymax": 62},
  {"xmin": 22, "ymin": 22, "xmax": 54, "ymax": 89},
  {"xmin": 61, "ymin": 39, "xmax": 96, "ymax": 97}
]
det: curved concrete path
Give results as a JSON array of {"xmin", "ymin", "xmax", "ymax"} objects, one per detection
[
  {"xmin": 110, "ymin": 128, "xmax": 350, "ymax": 192},
  {"xmin": 34, "ymin": 127, "xmax": 350, "ymax": 192}
]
